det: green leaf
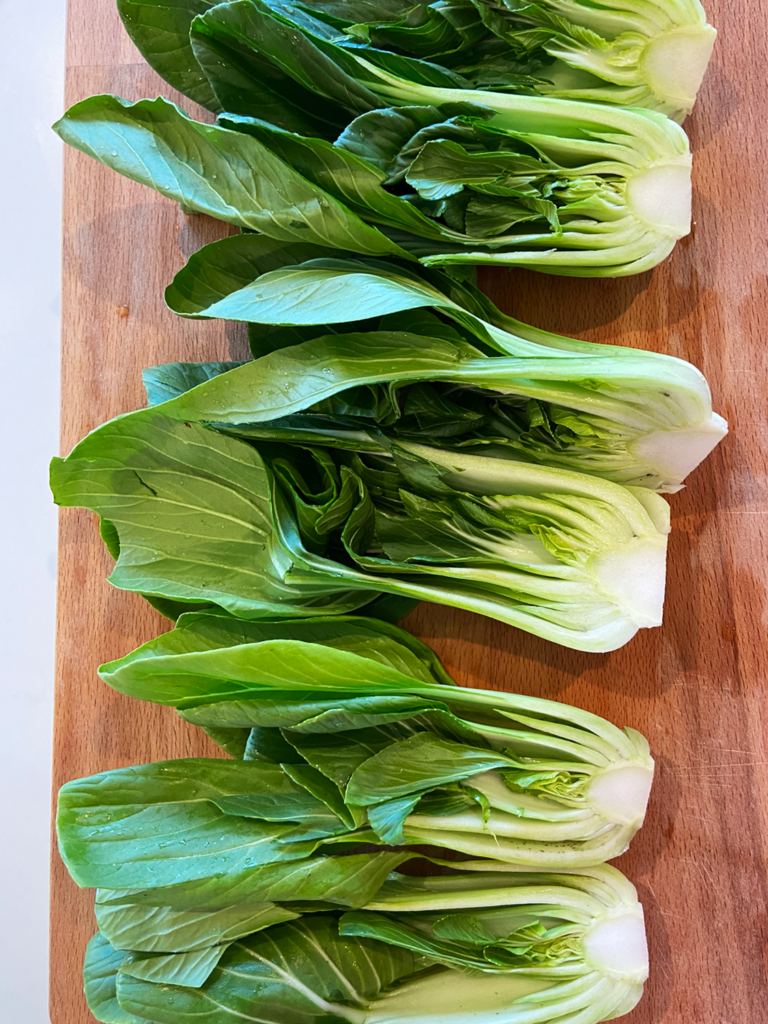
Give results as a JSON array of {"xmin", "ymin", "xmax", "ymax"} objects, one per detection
[
  {"xmin": 166, "ymin": 245, "xmax": 474, "ymax": 328},
  {"xmin": 119, "ymin": 945, "xmax": 230, "ymax": 988},
  {"xmin": 115, "ymin": 915, "xmax": 425, "ymax": 1024},
  {"xmin": 345, "ymin": 732, "xmax": 511, "ymax": 804},
  {"xmin": 83, "ymin": 932, "xmax": 147, "ymax": 1024},
  {"xmin": 190, "ymin": 3, "xmax": 352, "ymax": 136},
  {"xmin": 145, "ymin": 329, "xmax": 480, "ymax": 424},
  {"xmin": 95, "ymin": 898, "xmax": 298, "ymax": 953},
  {"xmin": 144, "ymin": 361, "xmax": 246, "ymax": 407},
  {"xmin": 99, "ymin": 613, "xmax": 451, "ymax": 706},
  {"xmin": 192, "ymin": 0, "xmax": 381, "ymax": 120},
  {"xmin": 116, "ymin": 0, "xmax": 220, "ymax": 109},
  {"xmin": 335, "ymin": 103, "xmax": 488, "ymax": 180},
  {"xmin": 283, "ymin": 762, "xmax": 356, "ymax": 829},
  {"xmin": 49, "ymin": 412, "xmax": 375, "ymax": 620},
  {"xmin": 199, "ymin": 724, "xmax": 251, "ymax": 758},
  {"xmin": 165, "ymin": 234, "xmax": 358, "ymax": 319},
  {"xmin": 53, "ymin": 95, "xmax": 407, "ymax": 258},
  {"xmin": 284, "ymin": 727, "xmax": 395, "ymax": 789},
  {"xmin": 367, "ymin": 792, "xmax": 422, "ymax": 844},
  {"xmin": 99, "ymin": 850, "xmax": 412, "ymax": 911},
  {"xmin": 220, "ymin": 113, "xmax": 450, "ymax": 241},
  {"xmin": 244, "ymin": 724, "xmax": 306, "ymax": 763},
  {"xmin": 56, "ymin": 758, "xmax": 332, "ymax": 890}
]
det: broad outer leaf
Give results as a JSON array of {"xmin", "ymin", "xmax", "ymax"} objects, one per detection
[
  {"xmin": 115, "ymin": 915, "xmax": 426, "ymax": 1024},
  {"xmin": 49, "ymin": 412, "xmax": 375, "ymax": 619},
  {"xmin": 97, "ymin": 851, "xmax": 412, "ymax": 911},
  {"xmin": 151, "ymin": 330, "xmax": 480, "ymax": 424},
  {"xmin": 83, "ymin": 932, "xmax": 147, "ymax": 1024},
  {"xmin": 119, "ymin": 945, "xmax": 231, "ymax": 988},
  {"xmin": 57, "ymin": 758, "xmax": 331, "ymax": 890},
  {"xmin": 95, "ymin": 899, "xmax": 298, "ymax": 953},
  {"xmin": 53, "ymin": 96, "xmax": 408, "ymax": 258},
  {"xmin": 191, "ymin": 0, "xmax": 377, "ymax": 132},
  {"xmin": 117, "ymin": 0, "xmax": 220, "ymax": 108},
  {"xmin": 99, "ymin": 613, "xmax": 450, "ymax": 707}
]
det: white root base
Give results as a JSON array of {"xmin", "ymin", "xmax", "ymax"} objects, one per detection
[
  {"xmin": 625, "ymin": 161, "xmax": 692, "ymax": 239},
  {"xmin": 582, "ymin": 911, "xmax": 649, "ymax": 982},
  {"xmin": 589, "ymin": 538, "xmax": 667, "ymax": 629},
  {"xmin": 587, "ymin": 765, "xmax": 654, "ymax": 827},
  {"xmin": 631, "ymin": 414, "xmax": 728, "ymax": 487},
  {"xmin": 640, "ymin": 25, "xmax": 717, "ymax": 108}
]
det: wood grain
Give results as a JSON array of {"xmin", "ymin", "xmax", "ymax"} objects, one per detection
[{"xmin": 51, "ymin": 1, "xmax": 768, "ymax": 1021}]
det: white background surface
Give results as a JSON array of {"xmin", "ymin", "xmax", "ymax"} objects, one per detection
[{"xmin": 0, "ymin": 0, "xmax": 66, "ymax": 1018}]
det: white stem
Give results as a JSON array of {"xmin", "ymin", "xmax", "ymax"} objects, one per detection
[
  {"xmin": 582, "ymin": 911, "xmax": 649, "ymax": 983},
  {"xmin": 588, "ymin": 536, "xmax": 668, "ymax": 629},
  {"xmin": 586, "ymin": 765, "xmax": 654, "ymax": 828},
  {"xmin": 629, "ymin": 413, "xmax": 728, "ymax": 487},
  {"xmin": 640, "ymin": 25, "xmax": 717, "ymax": 109},
  {"xmin": 625, "ymin": 160, "xmax": 692, "ymax": 239}
]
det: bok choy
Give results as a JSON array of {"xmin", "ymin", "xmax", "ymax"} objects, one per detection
[
  {"xmin": 118, "ymin": 0, "xmax": 715, "ymax": 121},
  {"xmin": 154, "ymin": 246, "xmax": 727, "ymax": 491},
  {"xmin": 293, "ymin": 0, "xmax": 716, "ymax": 121},
  {"xmin": 53, "ymin": 48, "xmax": 694, "ymax": 275},
  {"xmin": 50, "ymin": 406, "xmax": 671, "ymax": 651},
  {"xmin": 85, "ymin": 864, "xmax": 648, "ymax": 1023},
  {"xmin": 97, "ymin": 610, "xmax": 655, "ymax": 863}
]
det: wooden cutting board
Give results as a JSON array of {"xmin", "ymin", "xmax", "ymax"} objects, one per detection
[{"xmin": 51, "ymin": 1, "xmax": 768, "ymax": 1020}]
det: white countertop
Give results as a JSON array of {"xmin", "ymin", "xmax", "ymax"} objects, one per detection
[{"xmin": 0, "ymin": 0, "xmax": 65, "ymax": 1018}]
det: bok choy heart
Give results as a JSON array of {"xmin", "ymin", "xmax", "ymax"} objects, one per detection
[
  {"xmin": 50, "ymin": 408, "xmax": 670, "ymax": 651},
  {"xmin": 152, "ymin": 248, "xmax": 727, "ymax": 490},
  {"xmin": 98, "ymin": 611, "xmax": 654, "ymax": 865},
  {"xmin": 83, "ymin": 864, "xmax": 648, "ymax": 1024},
  {"xmin": 53, "ymin": 58, "xmax": 694, "ymax": 276},
  {"xmin": 118, "ymin": 0, "xmax": 715, "ymax": 121}
]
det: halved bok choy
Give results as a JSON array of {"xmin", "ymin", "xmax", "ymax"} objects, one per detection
[
  {"xmin": 84, "ymin": 863, "xmax": 648, "ymax": 1024},
  {"xmin": 50, "ymin": 407, "xmax": 671, "ymax": 651},
  {"xmin": 53, "ymin": 41, "xmax": 694, "ymax": 277},
  {"xmin": 117, "ymin": 0, "xmax": 715, "ymax": 121},
  {"xmin": 154, "ymin": 244, "xmax": 727, "ymax": 491},
  {"xmin": 98, "ymin": 610, "xmax": 655, "ymax": 864}
]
